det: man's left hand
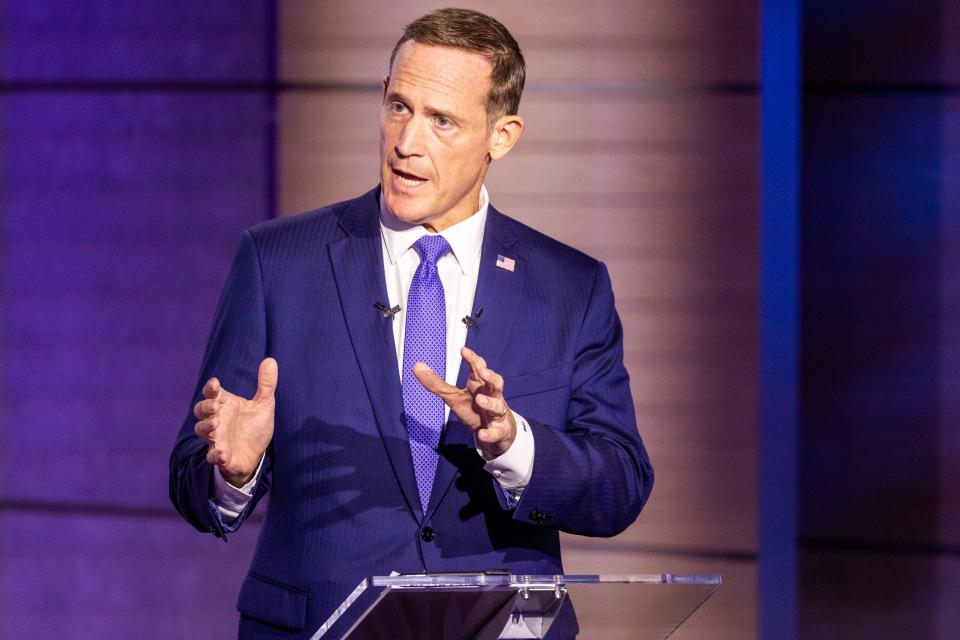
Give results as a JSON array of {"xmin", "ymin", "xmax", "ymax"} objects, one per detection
[{"xmin": 413, "ymin": 346, "xmax": 516, "ymax": 460}]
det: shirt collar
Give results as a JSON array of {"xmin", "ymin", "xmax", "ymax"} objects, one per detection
[{"xmin": 379, "ymin": 185, "xmax": 488, "ymax": 275}]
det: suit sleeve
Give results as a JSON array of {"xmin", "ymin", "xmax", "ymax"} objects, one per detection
[
  {"xmin": 512, "ymin": 261, "xmax": 654, "ymax": 537},
  {"xmin": 168, "ymin": 230, "xmax": 272, "ymax": 540}
]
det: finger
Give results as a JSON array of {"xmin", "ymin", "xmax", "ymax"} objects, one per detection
[
  {"xmin": 194, "ymin": 419, "xmax": 216, "ymax": 441},
  {"xmin": 474, "ymin": 418, "xmax": 510, "ymax": 442},
  {"xmin": 413, "ymin": 363, "xmax": 460, "ymax": 397},
  {"xmin": 208, "ymin": 444, "xmax": 232, "ymax": 467},
  {"xmin": 202, "ymin": 378, "xmax": 221, "ymax": 400},
  {"xmin": 193, "ymin": 397, "xmax": 222, "ymax": 419},
  {"xmin": 478, "ymin": 367, "xmax": 504, "ymax": 397},
  {"xmin": 460, "ymin": 347, "xmax": 489, "ymax": 380},
  {"xmin": 254, "ymin": 357, "xmax": 279, "ymax": 401},
  {"xmin": 206, "ymin": 446, "xmax": 224, "ymax": 466},
  {"xmin": 474, "ymin": 393, "xmax": 509, "ymax": 419},
  {"xmin": 461, "ymin": 346, "xmax": 486, "ymax": 369},
  {"xmin": 475, "ymin": 426, "xmax": 505, "ymax": 443},
  {"xmin": 465, "ymin": 375, "xmax": 485, "ymax": 395}
]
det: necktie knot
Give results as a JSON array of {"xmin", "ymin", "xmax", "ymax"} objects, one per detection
[{"xmin": 414, "ymin": 235, "xmax": 451, "ymax": 266}]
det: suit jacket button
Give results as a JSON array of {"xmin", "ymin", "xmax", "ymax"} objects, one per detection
[
  {"xmin": 530, "ymin": 510, "xmax": 552, "ymax": 525},
  {"xmin": 421, "ymin": 526, "xmax": 436, "ymax": 542}
]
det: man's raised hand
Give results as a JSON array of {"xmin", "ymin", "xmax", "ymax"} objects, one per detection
[
  {"xmin": 413, "ymin": 347, "xmax": 516, "ymax": 461},
  {"xmin": 193, "ymin": 357, "xmax": 278, "ymax": 487}
]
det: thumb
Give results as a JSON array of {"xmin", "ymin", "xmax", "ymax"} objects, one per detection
[
  {"xmin": 413, "ymin": 362, "xmax": 458, "ymax": 398},
  {"xmin": 254, "ymin": 357, "xmax": 279, "ymax": 401}
]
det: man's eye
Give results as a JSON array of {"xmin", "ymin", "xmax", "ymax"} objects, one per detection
[
  {"xmin": 390, "ymin": 102, "xmax": 406, "ymax": 113},
  {"xmin": 435, "ymin": 115, "xmax": 451, "ymax": 127}
]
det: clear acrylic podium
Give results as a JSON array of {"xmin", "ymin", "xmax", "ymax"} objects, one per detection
[{"xmin": 309, "ymin": 573, "xmax": 721, "ymax": 640}]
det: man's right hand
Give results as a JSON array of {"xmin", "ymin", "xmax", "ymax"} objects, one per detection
[{"xmin": 193, "ymin": 357, "xmax": 278, "ymax": 488}]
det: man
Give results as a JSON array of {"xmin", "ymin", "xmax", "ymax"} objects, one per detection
[{"xmin": 170, "ymin": 8, "xmax": 653, "ymax": 639}]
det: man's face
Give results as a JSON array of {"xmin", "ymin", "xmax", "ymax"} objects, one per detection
[{"xmin": 380, "ymin": 41, "xmax": 496, "ymax": 231}]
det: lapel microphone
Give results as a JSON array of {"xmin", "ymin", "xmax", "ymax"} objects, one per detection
[
  {"xmin": 462, "ymin": 307, "xmax": 483, "ymax": 330},
  {"xmin": 374, "ymin": 302, "xmax": 401, "ymax": 318}
]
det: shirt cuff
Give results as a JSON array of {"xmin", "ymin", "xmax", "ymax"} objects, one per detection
[
  {"xmin": 213, "ymin": 455, "xmax": 264, "ymax": 521},
  {"xmin": 479, "ymin": 411, "xmax": 534, "ymax": 495}
]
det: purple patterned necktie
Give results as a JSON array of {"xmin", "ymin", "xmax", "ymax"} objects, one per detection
[{"xmin": 402, "ymin": 234, "xmax": 451, "ymax": 515}]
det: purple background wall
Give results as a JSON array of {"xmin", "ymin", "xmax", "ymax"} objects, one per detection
[{"xmin": 1, "ymin": 3, "xmax": 272, "ymax": 637}]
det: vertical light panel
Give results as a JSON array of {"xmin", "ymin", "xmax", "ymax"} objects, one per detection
[{"xmin": 759, "ymin": 0, "xmax": 800, "ymax": 637}]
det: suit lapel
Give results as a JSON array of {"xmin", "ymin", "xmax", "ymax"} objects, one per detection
[
  {"xmin": 457, "ymin": 205, "xmax": 525, "ymax": 385},
  {"xmin": 328, "ymin": 189, "xmax": 422, "ymax": 519},
  {"xmin": 428, "ymin": 205, "xmax": 525, "ymax": 518}
]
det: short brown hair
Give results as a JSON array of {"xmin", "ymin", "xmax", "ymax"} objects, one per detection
[{"xmin": 389, "ymin": 8, "xmax": 526, "ymax": 127}]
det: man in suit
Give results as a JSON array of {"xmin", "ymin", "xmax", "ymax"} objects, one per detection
[{"xmin": 170, "ymin": 8, "xmax": 653, "ymax": 638}]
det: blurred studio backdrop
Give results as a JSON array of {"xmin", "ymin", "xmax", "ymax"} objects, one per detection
[{"xmin": 1, "ymin": 1, "xmax": 958, "ymax": 638}]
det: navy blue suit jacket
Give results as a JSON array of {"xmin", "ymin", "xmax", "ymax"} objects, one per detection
[{"xmin": 169, "ymin": 187, "xmax": 653, "ymax": 638}]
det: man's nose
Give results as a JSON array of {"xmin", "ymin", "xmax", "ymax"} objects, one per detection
[{"xmin": 394, "ymin": 117, "xmax": 426, "ymax": 157}]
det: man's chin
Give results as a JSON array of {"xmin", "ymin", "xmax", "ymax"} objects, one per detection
[{"xmin": 383, "ymin": 194, "xmax": 434, "ymax": 229}]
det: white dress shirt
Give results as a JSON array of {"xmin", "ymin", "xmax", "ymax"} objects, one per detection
[{"xmin": 214, "ymin": 185, "xmax": 534, "ymax": 519}]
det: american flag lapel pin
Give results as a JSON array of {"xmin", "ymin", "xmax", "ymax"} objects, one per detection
[{"xmin": 495, "ymin": 254, "xmax": 516, "ymax": 272}]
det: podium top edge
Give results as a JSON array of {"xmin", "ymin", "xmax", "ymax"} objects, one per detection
[{"xmin": 368, "ymin": 573, "xmax": 722, "ymax": 587}]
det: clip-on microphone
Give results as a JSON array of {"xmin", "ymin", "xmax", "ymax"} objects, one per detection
[
  {"xmin": 375, "ymin": 302, "xmax": 401, "ymax": 318},
  {"xmin": 462, "ymin": 307, "xmax": 483, "ymax": 330}
]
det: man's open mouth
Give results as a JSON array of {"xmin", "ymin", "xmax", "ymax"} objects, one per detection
[{"xmin": 392, "ymin": 167, "xmax": 428, "ymax": 187}]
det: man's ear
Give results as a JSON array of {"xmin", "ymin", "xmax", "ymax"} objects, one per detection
[{"xmin": 488, "ymin": 115, "xmax": 525, "ymax": 161}]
